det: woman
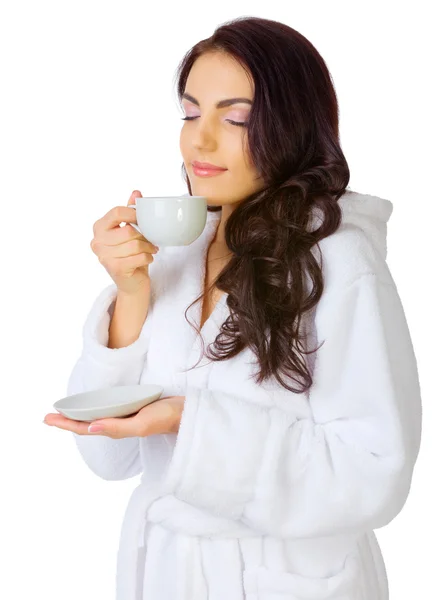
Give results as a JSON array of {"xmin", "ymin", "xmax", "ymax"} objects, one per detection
[{"xmin": 43, "ymin": 16, "xmax": 422, "ymax": 600}]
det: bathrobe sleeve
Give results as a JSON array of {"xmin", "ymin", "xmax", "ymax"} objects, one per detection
[
  {"xmin": 67, "ymin": 283, "xmax": 152, "ymax": 481},
  {"xmin": 162, "ymin": 272, "xmax": 422, "ymax": 538}
]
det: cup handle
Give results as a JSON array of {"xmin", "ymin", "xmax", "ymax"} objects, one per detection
[{"xmin": 128, "ymin": 204, "xmax": 141, "ymax": 233}]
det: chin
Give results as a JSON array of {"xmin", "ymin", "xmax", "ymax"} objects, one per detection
[{"xmin": 203, "ymin": 196, "xmax": 220, "ymax": 205}]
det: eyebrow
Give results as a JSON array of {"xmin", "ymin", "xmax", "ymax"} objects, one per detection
[{"xmin": 182, "ymin": 92, "xmax": 253, "ymax": 109}]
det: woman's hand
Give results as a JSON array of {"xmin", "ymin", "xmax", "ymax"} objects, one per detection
[
  {"xmin": 43, "ymin": 396, "xmax": 185, "ymax": 439},
  {"xmin": 90, "ymin": 189, "xmax": 159, "ymax": 296}
]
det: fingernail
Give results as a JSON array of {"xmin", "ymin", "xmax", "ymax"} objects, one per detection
[{"xmin": 88, "ymin": 424, "xmax": 104, "ymax": 433}]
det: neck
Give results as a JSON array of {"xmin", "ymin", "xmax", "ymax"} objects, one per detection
[{"xmin": 213, "ymin": 204, "xmax": 234, "ymax": 245}]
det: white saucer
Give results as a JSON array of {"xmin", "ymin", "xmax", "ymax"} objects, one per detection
[{"xmin": 54, "ymin": 384, "xmax": 164, "ymax": 422}]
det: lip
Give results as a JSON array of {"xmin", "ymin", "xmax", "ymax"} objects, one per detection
[
  {"xmin": 192, "ymin": 161, "xmax": 227, "ymax": 171},
  {"xmin": 193, "ymin": 166, "xmax": 227, "ymax": 178}
]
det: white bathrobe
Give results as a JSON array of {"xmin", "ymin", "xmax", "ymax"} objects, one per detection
[{"xmin": 67, "ymin": 189, "xmax": 422, "ymax": 600}]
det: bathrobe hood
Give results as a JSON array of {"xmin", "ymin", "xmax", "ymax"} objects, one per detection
[
  {"xmin": 333, "ymin": 189, "xmax": 394, "ymax": 260},
  {"xmin": 303, "ymin": 189, "xmax": 395, "ymax": 291}
]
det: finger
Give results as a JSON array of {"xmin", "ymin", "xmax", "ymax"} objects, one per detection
[
  {"xmin": 104, "ymin": 189, "xmax": 141, "ymax": 232},
  {"xmin": 92, "ymin": 190, "xmax": 141, "ymax": 238},
  {"xmin": 88, "ymin": 413, "xmax": 144, "ymax": 439},
  {"xmin": 43, "ymin": 413, "xmax": 92, "ymax": 436},
  {"xmin": 128, "ymin": 190, "xmax": 142, "ymax": 206},
  {"xmin": 94, "ymin": 223, "xmax": 145, "ymax": 247},
  {"xmin": 96, "ymin": 238, "xmax": 157, "ymax": 261},
  {"xmin": 95, "ymin": 226, "xmax": 159, "ymax": 254},
  {"xmin": 93, "ymin": 204, "xmax": 141, "ymax": 237}
]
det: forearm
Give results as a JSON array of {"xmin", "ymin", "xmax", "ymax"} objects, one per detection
[
  {"xmin": 108, "ymin": 282, "xmax": 151, "ymax": 349},
  {"xmin": 68, "ymin": 283, "xmax": 153, "ymax": 480}
]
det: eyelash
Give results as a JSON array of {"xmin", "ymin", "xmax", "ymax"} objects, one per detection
[{"xmin": 181, "ymin": 116, "xmax": 247, "ymax": 127}]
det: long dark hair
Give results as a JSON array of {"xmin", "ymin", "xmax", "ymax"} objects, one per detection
[{"xmin": 175, "ymin": 16, "xmax": 350, "ymax": 393}]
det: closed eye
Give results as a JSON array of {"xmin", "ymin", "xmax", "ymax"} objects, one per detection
[{"xmin": 181, "ymin": 116, "xmax": 247, "ymax": 127}]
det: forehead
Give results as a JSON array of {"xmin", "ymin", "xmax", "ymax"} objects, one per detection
[{"xmin": 184, "ymin": 52, "xmax": 254, "ymax": 101}]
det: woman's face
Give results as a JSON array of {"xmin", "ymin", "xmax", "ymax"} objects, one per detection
[{"xmin": 180, "ymin": 52, "xmax": 264, "ymax": 208}]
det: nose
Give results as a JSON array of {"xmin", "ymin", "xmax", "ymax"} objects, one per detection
[{"xmin": 190, "ymin": 119, "xmax": 219, "ymax": 152}]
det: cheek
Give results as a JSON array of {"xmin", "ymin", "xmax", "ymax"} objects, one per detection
[
  {"xmin": 229, "ymin": 158, "xmax": 256, "ymax": 188},
  {"xmin": 229, "ymin": 135, "xmax": 251, "ymax": 169},
  {"xmin": 180, "ymin": 142, "xmax": 191, "ymax": 168},
  {"xmin": 179, "ymin": 131, "xmax": 186, "ymax": 156},
  {"xmin": 239, "ymin": 144, "xmax": 256, "ymax": 175},
  {"xmin": 235, "ymin": 147, "xmax": 262, "ymax": 189},
  {"xmin": 243, "ymin": 135, "xmax": 254, "ymax": 165}
]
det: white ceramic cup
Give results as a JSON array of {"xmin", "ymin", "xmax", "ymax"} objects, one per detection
[{"xmin": 129, "ymin": 195, "xmax": 208, "ymax": 246}]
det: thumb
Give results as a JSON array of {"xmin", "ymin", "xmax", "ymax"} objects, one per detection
[{"xmin": 128, "ymin": 190, "xmax": 142, "ymax": 206}]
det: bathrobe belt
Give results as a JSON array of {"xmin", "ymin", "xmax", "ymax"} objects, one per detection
[
  {"xmin": 133, "ymin": 483, "xmax": 260, "ymax": 547},
  {"xmin": 116, "ymin": 481, "xmax": 261, "ymax": 600}
]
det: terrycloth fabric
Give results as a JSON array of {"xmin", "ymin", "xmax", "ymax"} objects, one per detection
[{"xmin": 67, "ymin": 189, "xmax": 422, "ymax": 600}]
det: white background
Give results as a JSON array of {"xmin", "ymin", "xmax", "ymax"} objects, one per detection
[{"xmin": 1, "ymin": 1, "xmax": 434, "ymax": 598}]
